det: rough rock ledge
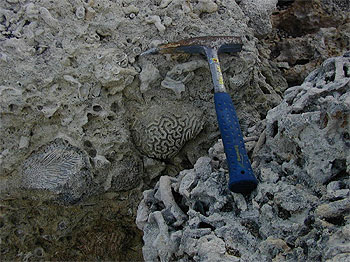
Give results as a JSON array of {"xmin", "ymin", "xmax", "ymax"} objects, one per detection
[{"xmin": 137, "ymin": 54, "xmax": 350, "ymax": 262}]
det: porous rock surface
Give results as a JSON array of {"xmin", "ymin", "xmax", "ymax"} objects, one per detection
[
  {"xmin": 267, "ymin": 0, "xmax": 350, "ymax": 86},
  {"xmin": 137, "ymin": 55, "xmax": 350, "ymax": 261},
  {"xmin": 0, "ymin": 0, "xmax": 286, "ymax": 202}
]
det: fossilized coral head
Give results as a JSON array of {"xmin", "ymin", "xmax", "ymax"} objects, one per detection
[
  {"xmin": 21, "ymin": 138, "xmax": 92, "ymax": 203},
  {"xmin": 131, "ymin": 103, "xmax": 204, "ymax": 159}
]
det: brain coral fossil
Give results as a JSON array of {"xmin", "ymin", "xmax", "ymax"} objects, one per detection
[{"xmin": 131, "ymin": 103, "xmax": 204, "ymax": 159}]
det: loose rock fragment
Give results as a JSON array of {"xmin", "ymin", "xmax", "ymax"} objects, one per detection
[
  {"xmin": 138, "ymin": 55, "xmax": 350, "ymax": 261},
  {"xmin": 145, "ymin": 15, "xmax": 166, "ymax": 33},
  {"xmin": 140, "ymin": 63, "xmax": 160, "ymax": 93}
]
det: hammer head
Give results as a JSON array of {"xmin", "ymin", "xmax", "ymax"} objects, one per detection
[{"xmin": 142, "ymin": 36, "xmax": 243, "ymax": 56}]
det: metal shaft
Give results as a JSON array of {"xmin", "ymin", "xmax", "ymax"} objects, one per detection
[{"xmin": 204, "ymin": 47, "xmax": 227, "ymax": 93}]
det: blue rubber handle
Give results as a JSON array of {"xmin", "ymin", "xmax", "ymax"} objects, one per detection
[{"xmin": 214, "ymin": 92, "xmax": 258, "ymax": 194}]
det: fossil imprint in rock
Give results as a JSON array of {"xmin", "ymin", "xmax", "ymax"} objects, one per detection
[
  {"xmin": 21, "ymin": 138, "xmax": 92, "ymax": 202},
  {"xmin": 131, "ymin": 103, "xmax": 204, "ymax": 159}
]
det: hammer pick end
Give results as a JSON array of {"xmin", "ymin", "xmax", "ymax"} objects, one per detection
[{"xmin": 140, "ymin": 47, "xmax": 160, "ymax": 56}]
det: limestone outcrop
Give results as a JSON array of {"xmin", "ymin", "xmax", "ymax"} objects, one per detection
[{"xmin": 137, "ymin": 54, "xmax": 350, "ymax": 261}]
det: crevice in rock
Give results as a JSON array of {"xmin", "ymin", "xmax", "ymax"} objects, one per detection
[
  {"xmin": 193, "ymin": 200, "xmax": 209, "ymax": 216},
  {"xmin": 325, "ymin": 73, "xmax": 335, "ymax": 83},
  {"xmin": 260, "ymin": 85, "xmax": 271, "ymax": 95},
  {"xmin": 219, "ymin": 201, "xmax": 236, "ymax": 213},
  {"xmin": 198, "ymin": 222, "xmax": 215, "ymax": 231},
  {"xmin": 276, "ymin": 205, "xmax": 291, "ymax": 220},
  {"xmin": 226, "ymin": 246, "xmax": 241, "ymax": 257},
  {"xmin": 276, "ymin": 0, "xmax": 295, "ymax": 10},
  {"xmin": 324, "ymin": 215, "xmax": 346, "ymax": 226},
  {"xmin": 171, "ymin": 188, "xmax": 189, "ymax": 215},
  {"xmin": 295, "ymin": 59, "xmax": 310, "ymax": 66},
  {"xmin": 271, "ymin": 121, "xmax": 279, "ymax": 138},
  {"xmin": 241, "ymin": 219, "xmax": 262, "ymax": 239},
  {"xmin": 324, "ymin": 158, "xmax": 348, "ymax": 185},
  {"xmin": 319, "ymin": 112, "xmax": 329, "ymax": 129}
]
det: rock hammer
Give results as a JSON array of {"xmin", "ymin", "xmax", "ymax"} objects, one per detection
[{"xmin": 141, "ymin": 36, "xmax": 258, "ymax": 194}]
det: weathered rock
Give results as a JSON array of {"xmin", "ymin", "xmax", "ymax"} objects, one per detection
[
  {"xmin": 239, "ymin": 0, "xmax": 278, "ymax": 38},
  {"xmin": 0, "ymin": 0, "xmax": 286, "ymax": 200},
  {"xmin": 267, "ymin": 0, "xmax": 350, "ymax": 86},
  {"xmin": 261, "ymin": 54, "xmax": 350, "ymax": 186},
  {"xmin": 137, "ymin": 55, "xmax": 350, "ymax": 261}
]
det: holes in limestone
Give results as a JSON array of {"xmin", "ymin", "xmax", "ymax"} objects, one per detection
[
  {"xmin": 198, "ymin": 222, "xmax": 216, "ymax": 231},
  {"xmin": 260, "ymin": 85, "xmax": 271, "ymax": 95},
  {"xmin": 34, "ymin": 247, "xmax": 44, "ymax": 257},
  {"xmin": 271, "ymin": 121, "xmax": 278, "ymax": 138},
  {"xmin": 226, "ymin": 246, "xmax": 241, "ymax": 257},
  {"xmin": 218, "ymin": 6, "xmax": 226, "ymax": 14},
  {"xmin": 319, "ymin": 112, "xmax": 329, "ymax": 129},
  {"xmin": 83, "ymin": 140, "xmax": 96, "ymax": 157},
  {"xmin": 241, "ymin": 219, "xmax": 261, "ymax": 239},
  {"xmin": 220, "ymin": 201, "xmax": 235, "ymax": 212},
  {"xmin": 107, "ymin": 115, "xmax": 115, "ymax": 121},
  {"xmin": 325, "ymin": 73, "xmax": 335, "ymax": 83},
  {"xmin": 95, "ymin": 31, "xmax": 108, "ymax": 42},
  {"xmin": 193, "ymin": 200, "xmax": 209, "ymax": 216},
  {"xmin": 172, "ymin": 188, "xmax": 189, "ymax": 215},
  {"xmin": 87, "ymin": 149, "xmax": 97, "ymax": 157},
  {"xmin": 92, "ymin": 105, "xmax": 102, "ymax": 112},
  {"xmin": 343, "ymin": 132, "xmax": 350, "ymax": 141},
  {"xmin": 270, "ymin": 46, "xmax": 281, "ymax": 60},
  {"xmin": 324, "ymin": 215, "xmax": 346, "ymax": 226},
  {"xmin": 8, "ymin": 104, "xmax": 17, "ymax": 112},
  {"xmin": 276, "ymin": 205, "xmax": 291, "ymax": 220},
  {"xmin": 325, "ymin": 159, "xmax": 348, "ymax": 185},
  {"xmin": 83, "ymin": 140, "xmax": 93, "ymax": 148},
  {"xmin": 303, "ymin": 214, "xmax": 315, "ymax": 227},
  {"xmin": 110, "ymin": 102, "xmax": 120, "ymax": 113},
  {"xmin": 276, "ymin": 0, "xmax": 295, "ymax": 9},
  {"xmin": 295, "ymin": 59, "xmax": 310, "ymax": 66}
]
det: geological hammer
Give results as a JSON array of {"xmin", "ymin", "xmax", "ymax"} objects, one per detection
[{"xmin": 141, "ymin": 36, "xmax": 258, "ymax": 194}]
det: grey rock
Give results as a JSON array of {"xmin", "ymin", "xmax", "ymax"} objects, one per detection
[
  {"xmin": 240, "ymin": 0, "xmax": 278, "ymax": 38},
  {"xmin": 137, "ymin": 55, "xmax": 350, "ymax": 261},
  {"xmin": 0, "ymin": 0, "xmax": 287, "ymax": 199},
  {"xmin": 263, "ymin": 55, "xmax": 350, "ymax": 186}
]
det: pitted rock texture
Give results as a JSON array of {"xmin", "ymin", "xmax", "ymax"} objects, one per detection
[
  {"xmin": 137, "ymin": 55, "xmax": 350, "ymax": 261},
  {"xmin": 267, "ymin": 0, "xmax": 350, "ymax": 86},
  {"xmin": 132, "ymin": 103, "xmax": 204, "ymax": 159},
  {"xmin": 257, "ymin": 54, "xmax": 350, "ymax": 187},
  {"xmin": 0, "ymin": 0, "xmax": 286, "ymax": 198},
  {"xmin": 239, "ymin": 0, "xmax": 278, "ymax": 38}
]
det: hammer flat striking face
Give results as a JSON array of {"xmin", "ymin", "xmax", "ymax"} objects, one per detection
[{"xmin": 142, "ymin": 36, "xmax": 258, "ymax": 194}]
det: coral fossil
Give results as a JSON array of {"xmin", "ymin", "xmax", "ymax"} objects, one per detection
[
  {"xmin": 132, "ymin": 105, "xmax": 204, "ymax": 159},
  {"xmin": 21, "ymin": 138, "xmax": 90, "ymax": 192}
]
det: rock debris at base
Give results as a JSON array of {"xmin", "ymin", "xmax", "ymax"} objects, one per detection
[{"xmin": 137, "ymin": 55, "xmax": 350, "ymax": 262}]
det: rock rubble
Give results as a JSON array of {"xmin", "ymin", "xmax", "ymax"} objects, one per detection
[{"xmin": 137, "ymin": 54, "xmax": 350, "ymax": 261}]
